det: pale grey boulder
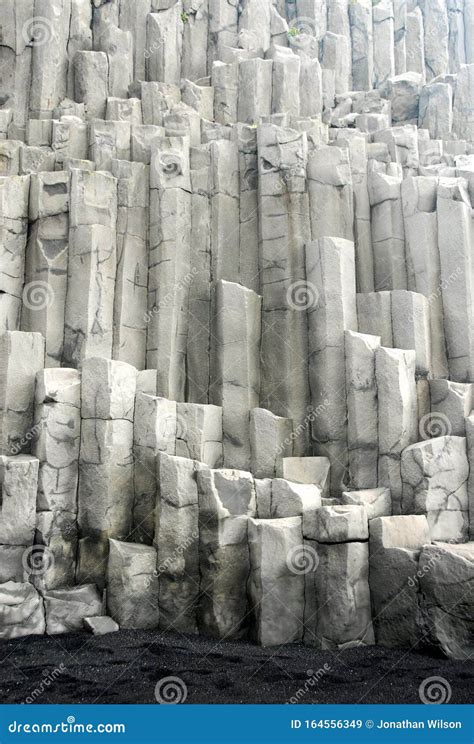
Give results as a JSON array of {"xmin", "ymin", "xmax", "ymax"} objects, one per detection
[
  {"xmin": 320, "ymin": 32, "xmax": 351, "ymax": 94},
  {"xmin": 384, "ymin": 72, "xmax": 423, "ymax": 124},
  {"xmin": 374, "ymin": 124, "xmax": 419, "ymax": 176},
  {"xmin": 0, "ymin": 581, "xmax": 45, "ymax": 639},
  {"xmin": 419, "ymin": 82, "xmax": 453, "ymax": 138},
  {"xmin": 64, "ymin": 170, "xmax": 117, "ymax": 367},
  {"xmin": 418, "ymin": 542, "xmax": 473, "ymax": 660},
  {"xmin": 406, "ymin": 8, "xmax": 425, "ymax": 80},
  {"xmin": 81, "ymin": 357, "xmax": 137, "ymax": 422},
  {"xmin": 401, "ymin": 176, "xmax": 448, "ymax": 379},
  {"xmin": 429, "ymin": 380, "xmax": 473, "ymax": 437},
  {"xmin": 356, "ymin": 291, "xmax": 393, "ymax": 346},
  {"xmin": 345, "ymin": 331, "xmax": 380, "ymax": 489},
  {"xmin": 84, "ymin": 616, "xmax": 119, "ymax": 635},
  {"xmin": 35, "ymin": 510, "xmax": 78, "ymax": 591},
  {"xmin": 0, "ymin": 455, "xmax": 38, "ymax": 546},
  {"xmin": 23, "ymin": 171, "xmax": 70, "ymax": 367},
  {"xmin": 437, "ymin": 177, "xmax": 473, "ymax": 383},
  {"xmin": 452, "ymin": 64, "xmax": 474, "ymax": 140},
  {"xmin": 197, "ymin": 468, "xmax": 255, "ymax": 639},
  {"xmin": 155, "ymin": 453, "xmax": 201, "ymax": 633},
  {"xmin": 418, "ymin": 0, "xmax": 449, "ymax": 81},
  {"xmin": 147, "ymin": 140, "xmax": 191, "ymax": 399},
  {"xmin": 373, "ymin": 0, "xmax": 395, "ymax": 88},
  {"xmin": 369, "ymin": 514, "xmax": 430, "ymax": 647},
  {"xmin": 146, "ymin": 9, "xmax": 183, "ymax": 85},
  {"xmin": 401, "ymin": 435, "xmax": 469, "ymax": 543},
  {"xmin": 0, "ymin": 545, "xmax": 27, "ymax": 583},
  {"xmin": 281, "ymin": 457, "xmax": 330, "ymax": 497},
  {"xmin": 237, "ymin": 59, "xmax": 273, "ymax": 124},
  {"xmin": 306, "ymin": 237, "xmax": 358, "ymax": 494},
  {"xmin": 73, "ymin": 51, "xmax": 109, "ymax": 119},
  {"xmin": 307, "ymin": 146, "xmax": 354, "ymax": 241},
  {"xmin": 175, "ymin": 402, "xmax": 223, "ymax": 467},
  {"xmin": 34, "ymin": 368, "xmax": 81, "ymax": 515},
  {"xmin": 111, "ymin": 159, "xmax": 148, "ymax": 370},
  {"xmin": 0, "ymin": 331, "xmax": 44, "ymax": 455},
  {"xmin": 248, "ymin": 517, "xmax": 305, "ymax": 646},
  {"xmin": 391, "ymin": 290, "xmax": 431, "ymax": 377},
  {"xmin": 376, "ymin": 346, "xmax": 417, "ymax": 513},
  {"xmin": 349, "ymin": 0, "xmax": 373, "ymax": 91},
  {"xmin": 107, "ymin": 539, "xmax": 159, "ymax": 629},
  {"xmin": 313, "ymin": 541, "xmax": 374, "ymax": 649},
  {"xmin": 342, "ymin": 488, "xmax": 392, "ymax": 520},
  {"xmin": 210, "ymin": 280, "xmax": 261, "ymax": 471},
  {"xmin": 314, "ymin": 504, "xmax": 368, "ymax": 543},
  {"xmin": 269, "ymin": 479, "xmax": 322, "ymax": 539},
  {"xmin": 133, "ymin": 393, "xmax": 176, "ymax": 544},
  {"xmin": 44, "ymin": 584, "xmax": 102, "ymax": 635},
  {"xmin": 77, "ymin": 419, "xmax": 134, "ymax": 587},
  {"xmin": 257, "ymin": 124, "xmax": 310, "ymax": 455},
  {"xmin": 250, "ymin": 408, "xmax": 293, "ymax": 479},
  {"xmin": 368, "ymin": 163, "xmax": 407, "ymax": 291}
]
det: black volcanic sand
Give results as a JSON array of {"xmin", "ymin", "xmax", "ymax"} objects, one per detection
[{"xmin": 0, "ymin": 629, "xmax": 471, "ymax": 704}]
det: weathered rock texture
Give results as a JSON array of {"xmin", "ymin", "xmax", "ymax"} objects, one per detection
[{"xmin": 0, "ymin": 0, "xmax": 472, "ymax": 660}]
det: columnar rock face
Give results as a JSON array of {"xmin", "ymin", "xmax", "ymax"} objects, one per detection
[
  {"xmin": 369, "ymin": 515, "xmax": 430, "ymax": 647},
  {"xmin": 401, "ymin": 435, "xmax": 469, "ymax": 542},
  {"xmin": 418, "ymin": 542, "xmax": 474, "ymax": 660},
  {"xmin": 197, "ymin": 468, "xmax": 255, "ymax": 639},
  {"xmin": 248, "ymin": 516, "xmax": 305, "ymax": 646},
  {"xmin": 0, "ymin": 0, "xmax": 472, "ymax": 659},
  {"xmin": 33, "ymin": 368, "xmax": 81, "ymax": 589}
]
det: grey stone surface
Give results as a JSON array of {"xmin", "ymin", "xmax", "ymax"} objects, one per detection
[
  {"xmin": 0, "ymin": 0, "xmax": 471, "ymax": 655},
  {"xmin": 44, "ymin": 584, "xmax": 102, "ymax": 635},
  {"xmin": 401, "ymin": 436, "xmax": 469, "ymax": 543},
  {"xmin": 369, "ymin": 514, "xmax": 430, "ymax": 648},
  {"xmin": 107, "ymin": 539, "xmax": 159, "ymax": 629}
]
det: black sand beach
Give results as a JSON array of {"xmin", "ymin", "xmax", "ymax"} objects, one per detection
[{"xmin": 0, "ymin": 630, "xmax": 471, "ymax": 705}]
